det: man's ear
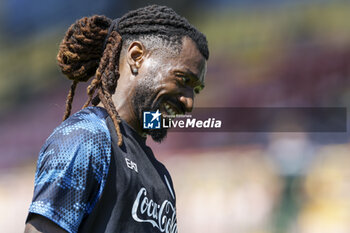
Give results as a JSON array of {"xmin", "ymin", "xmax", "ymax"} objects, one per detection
[{"xmin": 127, "ymin": 41, "xmax": 146, "ymax": 73}]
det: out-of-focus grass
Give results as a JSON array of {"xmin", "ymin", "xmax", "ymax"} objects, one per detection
[
  {"xmin": 0, "ymin": 31, "xmax": 62, "ymax": 111},
  {"xmin": 195, "ymin": 2, "xmax": 350, "ymax": 60},
  {"xmin": 1, "ymin": 1, "xmax": 350, "ymax": 112},
  {"xmin": 189, "ymin": 2, "xmax": 350, "ymax": 106}
]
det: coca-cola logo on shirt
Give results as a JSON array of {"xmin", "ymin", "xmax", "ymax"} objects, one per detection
[{"xmin": 132, "ymin": 187, "xmax": 178, "ymax": 233}]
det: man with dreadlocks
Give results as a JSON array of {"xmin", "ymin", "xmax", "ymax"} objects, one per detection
[{"xmin": 25, "ymin": 5, "xmax": 208, "ymax": 233}]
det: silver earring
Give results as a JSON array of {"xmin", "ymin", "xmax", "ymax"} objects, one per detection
[{"xmin": 132, "ymin": 67, "xmax": 138, "ymax": 75}]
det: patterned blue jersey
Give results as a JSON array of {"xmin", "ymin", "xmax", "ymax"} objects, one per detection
[{"xmin": 28, "ymin": 107, "xmax": 111, "ymax": 233}]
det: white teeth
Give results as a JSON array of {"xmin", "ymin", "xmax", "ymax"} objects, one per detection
[{"xmin": 164, "ymin": 103, "xmax": 176, "ymax": 115}]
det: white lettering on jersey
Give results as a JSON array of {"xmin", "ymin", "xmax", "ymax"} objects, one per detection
[
  {"xmin": 132, "ymin": 187, "xmax": 177, "ymax": 233},
  {"xmin": 125, "ymin": 158, "xmax": 138, "ymax": 173}
]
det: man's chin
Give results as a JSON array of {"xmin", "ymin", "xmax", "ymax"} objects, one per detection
[{"xmin": 147, "ymin": 128, "xmax": 168, "ymax": 143}]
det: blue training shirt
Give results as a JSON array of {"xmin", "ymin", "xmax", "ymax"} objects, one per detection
[{"xmin": 28, "ymin": 107, "xmax": 111, "ymax": 233}]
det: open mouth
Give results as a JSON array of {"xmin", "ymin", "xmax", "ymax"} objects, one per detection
[{"xmin": 161, "ymin": 100, "xmax": 185, "ymax": 116}]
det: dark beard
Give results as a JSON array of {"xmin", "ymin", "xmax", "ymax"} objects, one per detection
[{"xmin": 131, "ymin": 76, "xmax": 168, "ymax": 143}]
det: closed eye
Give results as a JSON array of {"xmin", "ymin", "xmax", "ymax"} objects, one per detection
[{"xmin": 175, "ymin": 72, "xmax": 190, "ymax": 85}]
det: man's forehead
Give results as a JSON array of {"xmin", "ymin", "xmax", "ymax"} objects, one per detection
[{"xmin": 174, "ymin": 37, "xmax": 207, "ymax": 80}]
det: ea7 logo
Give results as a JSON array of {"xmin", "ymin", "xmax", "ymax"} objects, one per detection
[{"xmin": 125, "ymin": 158, "xmax": 138, "ymax": 173}]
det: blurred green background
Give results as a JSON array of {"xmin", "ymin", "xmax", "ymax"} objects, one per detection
[{"xmin": 0, "ymin": 0, "xmax": 350, "ymax": 232}]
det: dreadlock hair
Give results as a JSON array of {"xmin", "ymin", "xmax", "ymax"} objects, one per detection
[{"xmin": 57, "ymin": 5, "xmax": 209, "ymax": 146}]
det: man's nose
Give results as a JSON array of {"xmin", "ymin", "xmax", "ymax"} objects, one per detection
[{"xmin": 178, "ymin": 89, "xmax": 194, "ymax": 113}]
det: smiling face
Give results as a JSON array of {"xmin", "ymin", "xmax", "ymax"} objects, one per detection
[{"xmin": 113, "ymin": 36, "xmax": 207, "ymax": 142}]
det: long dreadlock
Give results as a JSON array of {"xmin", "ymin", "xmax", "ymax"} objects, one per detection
[{"xmin": 56, "ymin": 5, "xmax": 209, "ymax": 146}]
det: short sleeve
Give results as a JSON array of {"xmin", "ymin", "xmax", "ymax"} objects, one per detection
[{"xmin": 28, "ymin": 111, "xmax": 111, "ymax": 233}]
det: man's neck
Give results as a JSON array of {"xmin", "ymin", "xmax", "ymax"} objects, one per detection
[{"xmin": 97, "ymin": 103, "xmax": 145, "ymax": 137}]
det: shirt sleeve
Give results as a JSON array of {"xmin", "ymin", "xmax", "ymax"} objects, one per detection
[{"xmin": 28, "ymin": 114, "xmax": 111, "ymax": 233}]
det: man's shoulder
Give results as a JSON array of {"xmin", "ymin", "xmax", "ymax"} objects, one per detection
[
  {"xmin": 39, "ymin": 106, "xmax": 112, "ymax": 160},
  {"xmin": 31, "ymin": 107, "xmax": 112, "ymax": 233},
  {"xmin": 49, "ymin": 107, "xmax": 110, "ymax": 140},
  {"xmin": 36, "ymin": 106, "xmax": 112, "ymax": 187}
]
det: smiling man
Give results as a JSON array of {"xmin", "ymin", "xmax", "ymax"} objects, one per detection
[{"xmin": 25, "ymin": 5, "xmax": 208, "ymax": 233}]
